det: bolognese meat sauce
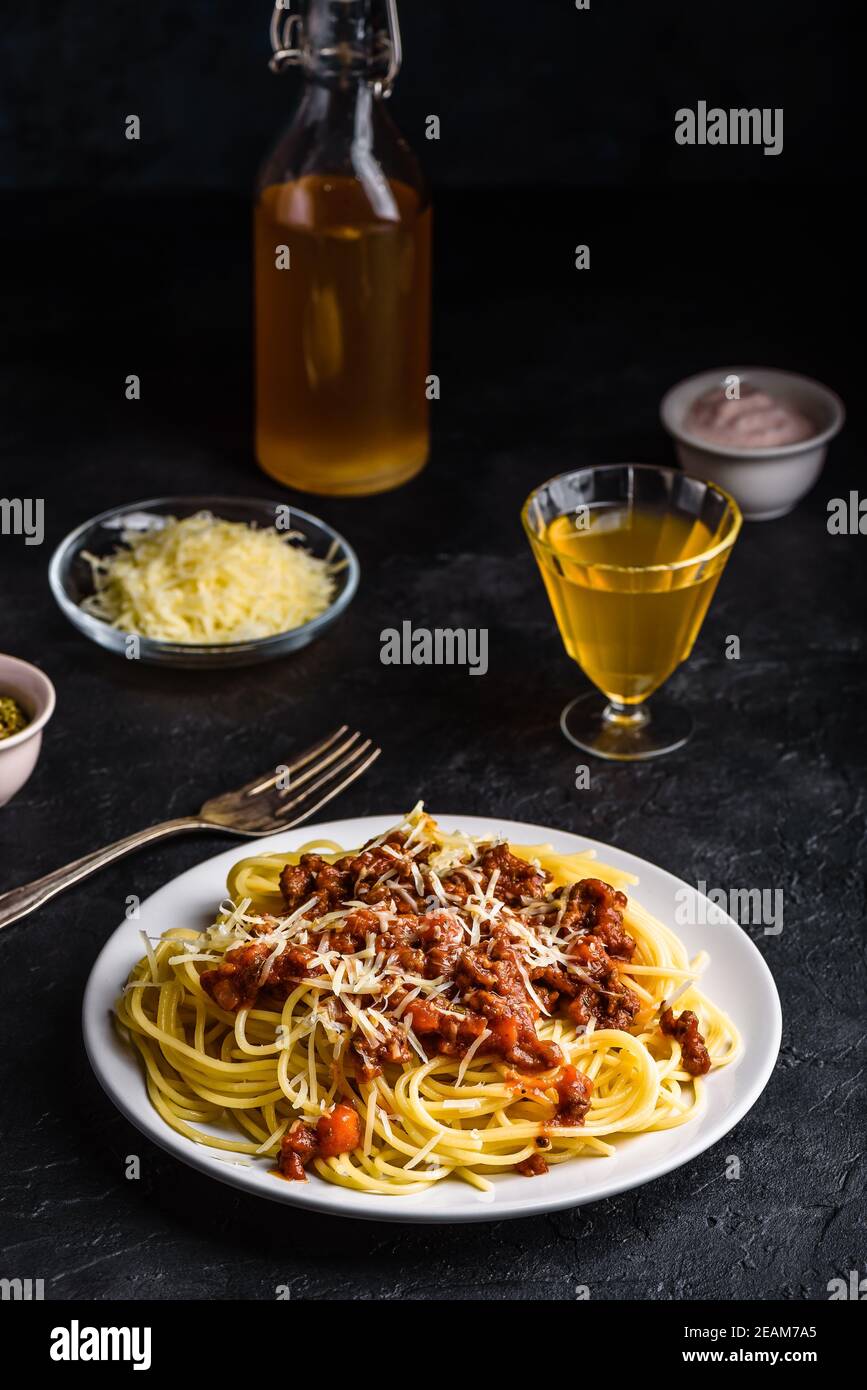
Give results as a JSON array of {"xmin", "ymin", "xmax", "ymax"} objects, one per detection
[
  {"xmin": 277, "ymin": 1103, "xmax": 363, "ymax": 1181},
  {"xmin": 201, "ymin": 828, "xmax": 711, "ymax": 1179},
  {"xmin": 660, "ymin": 1007, "xmax": 711, "ymax": 1075}
]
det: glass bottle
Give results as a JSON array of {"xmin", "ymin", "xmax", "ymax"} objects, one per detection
[{"xmin": 254, "ymin": 0, "xmax": 431, "ymax": 497}]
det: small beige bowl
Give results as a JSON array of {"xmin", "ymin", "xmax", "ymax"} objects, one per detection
[
  {"xmin": 660, "ymin": 366, "xmax": 845, "ymax": 521},
  {"xmin": 0, "ymin": 654, "xmax": 56, "ymax": 807}
]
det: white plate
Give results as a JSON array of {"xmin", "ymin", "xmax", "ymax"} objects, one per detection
[{"xmin": 83, "ymin": 814, "xmax": 782, "ymax": 1223}]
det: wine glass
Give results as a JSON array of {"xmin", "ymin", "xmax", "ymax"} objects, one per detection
[{"xmin": 522, "ymin": 464, "xmax": 742, "ymax": 760}]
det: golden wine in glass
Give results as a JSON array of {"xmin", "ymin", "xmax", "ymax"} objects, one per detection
[{"xmin": 522, "ymin": 465, "xmax": 742, "ymax": 760}]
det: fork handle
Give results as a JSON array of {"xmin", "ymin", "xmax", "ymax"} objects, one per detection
[{"xmin": 0, "ymin": 817, "xmax": 212, "ymax": 932}]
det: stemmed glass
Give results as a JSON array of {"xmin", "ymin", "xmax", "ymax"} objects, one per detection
[{"xmin": 522, "ymin": 464, "xmax": 742, "ymax": 760}]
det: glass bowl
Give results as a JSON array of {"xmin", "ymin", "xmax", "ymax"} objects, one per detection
[{"xmin": 48, "ymin": 496, "xmax": 360, "ymax": 669}]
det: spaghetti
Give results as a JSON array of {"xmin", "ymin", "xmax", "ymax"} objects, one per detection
[{"xmin": 115, "ymin": 805, "xmax": 741, "ymax": 1196}]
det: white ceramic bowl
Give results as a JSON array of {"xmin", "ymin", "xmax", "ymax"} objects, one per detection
[
  {"xmin": 660, "ymin": 366, "xmax": 845, "ymax": 521},
  {"xmin": 0, "ymin": 655, "xmax": 56, "ymax": 807}
]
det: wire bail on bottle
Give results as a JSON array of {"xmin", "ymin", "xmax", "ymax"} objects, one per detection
[{"xmin": 269, "ymin": 0, "xmax": 402, "ymax": 96}]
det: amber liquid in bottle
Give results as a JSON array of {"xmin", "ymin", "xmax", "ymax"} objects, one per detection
[{"xmin": 255, "ymin": 172, "xmax": 431, "ymax": 496}]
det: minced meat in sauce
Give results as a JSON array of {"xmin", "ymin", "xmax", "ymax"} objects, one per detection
[
  {"xmin": 660, "ymin": 1006, "xmax": 711, "ymax": 1075},
  {"xmin": 276, "ymin": 1103, "xmax": 363, "ymax": 1181},
  {"xmin": 200, "ymin": 829, "xmax": 697, "ymax": 1179}
]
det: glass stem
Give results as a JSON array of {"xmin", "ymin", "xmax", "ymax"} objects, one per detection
[{"xmin": 602, "ymin": 699, "xmax": 650, "ymax": 729}]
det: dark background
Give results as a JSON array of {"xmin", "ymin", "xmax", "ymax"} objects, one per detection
[
  {"xmin": 2, "ymin": 0, "xmax": 858, "ymax": 189},
  {"xmin": 1, "ymin": 0, "xmax": 864, "ymax": 1303}
]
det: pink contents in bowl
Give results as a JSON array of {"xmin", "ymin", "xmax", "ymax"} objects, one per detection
[{"xmin": 684, "ymin": 384, "xmax": 816, "ymax": 450}]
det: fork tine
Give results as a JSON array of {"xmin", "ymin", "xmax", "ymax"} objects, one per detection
[
  {"xmin": 274, "ymin": 730, "xmax": 363, "ymax": 798},
  {"xmin": 238, "ymin": 725, "xmax": 350, "ymax": 798},
  {"xmin": 261, "ymin": 741, "xmax": 381, "ymax": 831},
  {"xmin": 273, "ymin": 738, "xmax": 375, "ymax": 816}
]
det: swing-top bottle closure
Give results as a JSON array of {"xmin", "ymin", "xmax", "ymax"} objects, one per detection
[{"xmin": 269, "ymin": 0, "xmax": 402, "ymax": 96}]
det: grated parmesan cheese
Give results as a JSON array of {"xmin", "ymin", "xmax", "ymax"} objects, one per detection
[{"xmin": 81, "ymin": 511, "xmax": 337, "ymax": 643}]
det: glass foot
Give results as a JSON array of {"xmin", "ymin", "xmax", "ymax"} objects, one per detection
[{"xmin": 560, "ymin": 692, "xmax": 692, "ymax": 762}]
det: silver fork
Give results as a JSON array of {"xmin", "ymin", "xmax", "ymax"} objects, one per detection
[{"xmin": 0, "ymin": 726, "xmax": 380, "ymax": 932}]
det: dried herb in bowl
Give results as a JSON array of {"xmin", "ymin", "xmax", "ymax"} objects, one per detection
[{"xmin": 0, "ymin": 695, "xmax": 29, "ymax": 741}]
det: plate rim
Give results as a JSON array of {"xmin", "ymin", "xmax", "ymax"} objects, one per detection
[{"xmin": 82, "ymin": 812, "xmax": 783, "ymax": 1224}]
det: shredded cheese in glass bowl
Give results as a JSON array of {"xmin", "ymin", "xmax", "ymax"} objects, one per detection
[{"xmin": 49, "ymin": 497, "xmax": 359, "ymax": 668}]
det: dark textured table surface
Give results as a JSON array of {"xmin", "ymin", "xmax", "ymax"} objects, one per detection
[{"xmin": 0, "ymin": 186, "xmax": 863, "ymax": 1301}]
